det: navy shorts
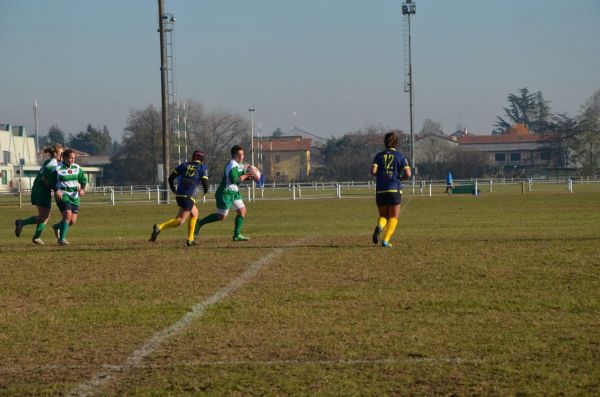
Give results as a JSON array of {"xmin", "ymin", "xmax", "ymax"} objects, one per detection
[
  {"xmin": 376, "ymin": 191, "xmax": 402, "ymax": 206},
  {"xmin": 57, "ymin": 200, "xmax": 80, "ymax": 214},
  {"xmin": 176, "ymin": 196, "xmax": 196, "ymax": 211}
]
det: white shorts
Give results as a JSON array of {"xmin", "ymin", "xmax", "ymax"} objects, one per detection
[{"xmin": 216, "ymin": 199, "xmax": 245, "ymax": 216}]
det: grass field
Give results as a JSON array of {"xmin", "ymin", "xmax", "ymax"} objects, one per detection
[{"xmin": 1, "ymin": 190, "xmax": 599, "ymax": 396}]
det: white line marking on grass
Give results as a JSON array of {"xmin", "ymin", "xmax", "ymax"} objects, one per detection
[{"xmin": 67, "ymin": 238, "xmax": 307, "ymax": 397}]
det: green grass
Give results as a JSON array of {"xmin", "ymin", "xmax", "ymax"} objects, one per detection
[{"xmin": 1, "ymin": 191, "xmax": 599, "ymax": 395}]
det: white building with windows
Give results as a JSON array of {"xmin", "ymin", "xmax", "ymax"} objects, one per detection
[{"xmin": 0, "ymin": 124, "xmax": 103, "ymax": 192}]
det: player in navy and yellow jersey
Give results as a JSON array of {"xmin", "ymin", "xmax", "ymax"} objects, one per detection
[
  {"xmin": 149, "ymin": 150, "xmax": 209, "ymax": 246},
  {"xmin": 370, "ymin": 132, "xmax": 411, "ymax": 248},
  {"xmin": 15, "ymin": 144, "xmax": 63, "ymax": 245}
]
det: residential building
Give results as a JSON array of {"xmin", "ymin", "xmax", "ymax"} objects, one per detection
[
  {"xmin": 458, "ymin": 130, "xmax": 552, "ymax": 167},
  {"xmin": 0, "ymin": 123, "xmax": 103, "ymax": 192},
  {"xmin": 257, "ymin": 135, "xmax": 312, "ymax": 182}
]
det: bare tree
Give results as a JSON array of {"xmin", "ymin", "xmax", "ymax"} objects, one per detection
[
  {"xmin": 186, "ymin": 108, "xmax": 249, "ymax": 183},
  {"xmin": 573, "ymin": 90, "xmax": 600, "ymax": 176},
  {"xmin": 104, "ymin": 105, "xmax": 162, "ymax": 185}
]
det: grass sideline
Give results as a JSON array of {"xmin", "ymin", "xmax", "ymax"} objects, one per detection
[{"xmin": 1, "ymin": 192, "xmax": 599, "ymax": 395}]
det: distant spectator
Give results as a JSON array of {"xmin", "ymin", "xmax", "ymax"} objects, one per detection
[{"xmin": 445, "ymin": 169, "xmax": 453, "ymax": 194}]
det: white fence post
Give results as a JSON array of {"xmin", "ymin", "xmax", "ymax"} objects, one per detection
[
  {"xmin": 110, "ymin": 187, "xmax": 115, "ymax": 206},
  {"xmin": 490, "ymin": 179, "xmax": 493, "ymax": 193},
  {"xmin": 292, "ymin": 184, "xmax": 296, "ymax": 200},
  {"xmin": 156, "ymin": 185, "xmax": 160, "ymax": 204},
  {"xmin": 568, "ymin": 178, "xmax": 573, "ymax": 193},
  {"xmin": 247, "ymin": 185, "xmax": 252, "ymax": 202},
  {"xmin": 475, "ymin": 179, "xmax": 479, "ymax": 196},
  {"xmin": 428, "ymin": 182, "xmax": 432, "ymax": 197},
  {"xmin": 298, "ymin": 184, "xmax": 302, "ymax": 198}
]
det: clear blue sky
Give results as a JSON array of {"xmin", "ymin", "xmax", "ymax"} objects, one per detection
[{"xmin": 1, "ymin": 0, "xmax": 599, "ymax": 142}]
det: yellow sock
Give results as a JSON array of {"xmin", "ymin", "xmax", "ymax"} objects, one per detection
[
  {"xmin": 383, "ymin": 218, "xmax": 398, "ymax": 242},
  {"xmin": 187, "ymin": 217, "xmax": 197, "ymax": 241},
  {"xmin": 378, "ymin": 217, "xmax": 388, "ymax": 230},
  {"xmin": 159, "ymin": 218, "xmax": 180, "ymax": 231}
]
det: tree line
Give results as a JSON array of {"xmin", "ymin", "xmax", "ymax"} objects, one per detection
[{"xmin": 41, "ymin": 88, "xmax": 600, "ymax": 184}]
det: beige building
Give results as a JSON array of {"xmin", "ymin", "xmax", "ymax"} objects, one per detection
[{"xmin": 258, "ymin": 136, "xmax": 312, "ymax": 182}]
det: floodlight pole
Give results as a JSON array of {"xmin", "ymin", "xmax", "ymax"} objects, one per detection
[
  {"xmin": 158, "ymin": 0, "xmax": 170, "ymax": 203},
  {"xmin": 402, "ymin": 0, "xmax": 416, "ymax": 185},
  {"xmin": 249, "ymin": 108, "xmax": 255, "ymax": 166},
  {"xmin": 249, "ymin": 108, "xmax": 255, "ymax": 200}
]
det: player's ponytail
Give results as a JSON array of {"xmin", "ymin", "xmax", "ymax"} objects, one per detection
[
  {"xmin": 44, "ymin": 144, "xmax": 63, "ymax": 156},
  {"xmin": 384, "ymin": 132, "xmax": 398, "ymax": 149}
]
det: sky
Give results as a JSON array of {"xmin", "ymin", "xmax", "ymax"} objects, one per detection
[{"xmin": 1, "ymin": 0, "xmax": 599, "ymax": 143}]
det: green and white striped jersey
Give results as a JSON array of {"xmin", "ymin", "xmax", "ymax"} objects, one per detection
[
  {"xmin": 55, "ymin": 163, "xmax": 87, "ymax": 204},
  {"xmin": 216, "ymin": 159, "xmax": 247, "ymax": 194}
]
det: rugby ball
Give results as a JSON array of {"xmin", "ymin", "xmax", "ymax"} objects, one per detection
[{"xmin": 246, "ymin": 164, "xmax": 261, "ymax": 181}]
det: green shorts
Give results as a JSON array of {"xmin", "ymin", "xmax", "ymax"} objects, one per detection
[
  {"xmin": 30, "ymin": 179, "xmax": 52, "ymax": 209},
  {"xmin": 215, "ymin": 189, "xmax": 243, "ymax": 212}
]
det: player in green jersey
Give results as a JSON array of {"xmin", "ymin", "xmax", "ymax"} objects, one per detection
[
  {"xmin": 14, "ymin": 144, "xmax": 63, "ymax": 245},
  {"xmin": 51, "ymin": 149, "xmax": 88, "ymax": 245},
  {"xmin": 193, "ymin": 145, "xmax": 258, "ymax": 242}
]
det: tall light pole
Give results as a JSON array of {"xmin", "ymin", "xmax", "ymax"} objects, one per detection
[
  {"xmin": 402, "ymin": 0, "xmax": 416, "ymax": 183},
  {"xmin": 33, "ymin": 98, "xmax": 39, "ymax": 152},
  {"xmin": 249, "ymin": 108, "xmax": 255, "ymax": 166},
  {"xmin": 158, "ymin": 0, "xmax": 170, "ymax": 203},
  {"xmin": 248, "ymin": 108, "xmax": 256, "ymax": 200}
]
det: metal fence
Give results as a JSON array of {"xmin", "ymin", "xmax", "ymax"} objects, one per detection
[{"xmin": 1, "ymin": 178, "xmax": 599, "ymax": 208}]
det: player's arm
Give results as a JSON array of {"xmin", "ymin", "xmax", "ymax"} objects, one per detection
[
  {"xmin": 168, "ymin": 170, "xmax": 180, "ymax": 193},
  {"xmin": 53, "ymin": 170, "xmax": 63, "ymax": 200},
  {"xmin": 401, "ymin": 165, "xmax": 411, "ymax": 180},
  {"xmin": 77, "ymin": 167, "xmax": 88, "ymax": 196},
  {"xmin": 230, "ymin": 167, "xmax": 251, "ymax": 184},
  {"xmin": 201, "ymin": 176, "xmax": 209, "ymax": 195},
  {"xmin": 370, "ymin": 164, "xmax": 378, "ymax": 177}
]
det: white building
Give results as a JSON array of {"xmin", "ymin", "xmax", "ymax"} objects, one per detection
[{"xmin": 0, "ymin": 124, "xmax": 103, "ymax": 192}]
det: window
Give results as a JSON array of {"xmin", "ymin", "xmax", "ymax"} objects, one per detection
[
  {"xmin": 510, "ymin": 152, "xmax": 521, "ymax": 162},
  {"xmin": 2, "ymin": 151, "xmax": 10, "ymax": 164},
  {"xmin": 495, "ymin": 153, "xmax": 506, "ymax": 162}
]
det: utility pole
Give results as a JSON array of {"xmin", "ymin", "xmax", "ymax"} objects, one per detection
[
  {"xmin": 33, "ymin": 99, "xmax": 39, "ymax": 152},
  {"xmin": 402, "ymin": 0, "xmax": 416, "ymax": 184},
  {"xmin": 158, "ymin": 0, "xmax": 170, "ymax": 203}
]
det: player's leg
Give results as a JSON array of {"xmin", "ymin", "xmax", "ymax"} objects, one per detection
[
  {"xmin": 18, "ymin": 185, "xmax": 49, "ymax": 237},
  {"xmin": 58, "ymin": 209, "xmax": 73, "ymax": 245},
  {"xmin": 381, "ymin": 204, "xmax": 401, "ymax": 247},
  {"xmin": 194, "ymin": 192, "xmax": 229, "ymax": 238},
  {"xmin": 150, "ymin": 198, "xmax": 187, "ymax": 242},
  {"xmin": 232, "ymin": 201, "xmax": 248, "ymax": 241},
  {"xmin": 186, "ymin": 206, "xmax": 199, "ymax": 244},
  {"xmin": 372, "ymin": 193, "xmax": 388, "ymax": 244},
  {"xmin": 31, "ymin": 206, "xmax": 51, "ymax": 242}
]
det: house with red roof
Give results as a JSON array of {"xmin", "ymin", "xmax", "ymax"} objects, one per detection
[{"xmin": 457, "ymin": 125, "xmax": 556, "ymax": 172}]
